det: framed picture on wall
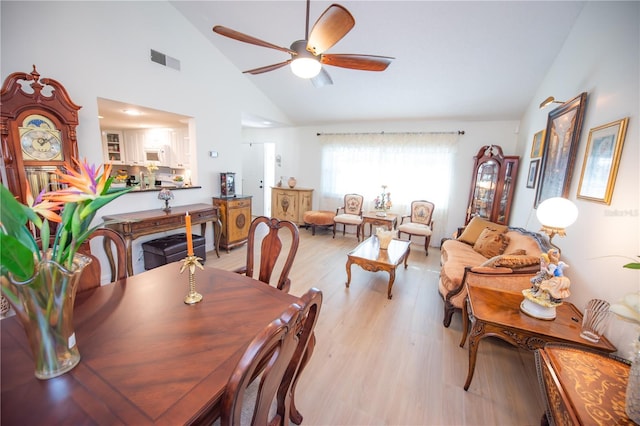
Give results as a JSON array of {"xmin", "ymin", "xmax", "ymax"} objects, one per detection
[
  {"xmin": 530, "ymin": 130, "xmax": 545, "ymax": 158},
  {"xmin": 576, "ymin": 117, "xmax": 628, "ymax": 204},
  {"xmin": 534, "ymin": 92, "xmax": 588, "ymax": 208},
  {"xmin": 526, "ymin": 159, "xmax": 540, "ymax": 189}
]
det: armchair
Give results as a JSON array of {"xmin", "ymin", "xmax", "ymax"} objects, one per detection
[
  {"xmin": 397, "ymin": 200, "xmax": 435, "ymax": 255},
  {"xmin": 333, "ymin": 194, "xmax": 364, "ymax": 241}
]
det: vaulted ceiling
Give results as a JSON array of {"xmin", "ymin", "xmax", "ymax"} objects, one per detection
[{"xmin": 172, "ymin": 1, "xmax": 585, "ymax": 127}]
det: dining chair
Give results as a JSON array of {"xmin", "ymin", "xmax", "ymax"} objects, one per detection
[
  {"xmin": 235, "ymin": 216, "xmax": 300, "ymax": 293},
  {"xmin": 77, "ymin": 228, "xmax": 128, "ymax": 291},
  {"xmin": 220, "ymin": 304, "xmax": 301, "ymax": 426},
  {"xmin": 397, "ymin": 200, "xmax": 435, "ymax": 255},
  {"xmin": 333, "ymin": 193, "xmax": 364, "ymax": 241},
  {"xmin": 278, "ymin": 287, "xmax": 323, "ymax": 425}
]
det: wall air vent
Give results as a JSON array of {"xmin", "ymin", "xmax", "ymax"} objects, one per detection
[{"xmin": 150, "ymin": 49, "xmax": 181, "ymax": 71}]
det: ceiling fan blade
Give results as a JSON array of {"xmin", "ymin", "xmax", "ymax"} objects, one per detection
[
  {"xmin": 307, "ymin": 5, "xmax": 355, "ymax": 56},
  {"xmin": 213, "ymin": 26, "xmax": 295, "ymax": 55},
  {"xmin": 243, "ymin": 60, "xmax": 292, "ymax": 75},
  {"xmin": 311, "ymin": 68, "xmax": 333, "ymax": 88},
  {"xmin": 321, "ymin": 54, "xmax": 394, "ymax": 71}
]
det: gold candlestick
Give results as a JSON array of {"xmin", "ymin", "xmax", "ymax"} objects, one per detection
[{"xmin": 180, "ymin": 255, "xmax": 204, "ymax": 304}]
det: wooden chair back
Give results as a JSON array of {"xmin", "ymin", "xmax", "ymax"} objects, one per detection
[
  {"xmin": 277, "ymin": 287, "xmax": 323, "ymax": 424},
  {"xmin": 341, "ymin": 193, "xmax": 364, "ymax": 215},
  {"xmin": 241, "ymin": 216, "xmax": 300, "ymax": 293},
  {"xmin": 220, "ymin": 304, "xmax": 301, "ymax": 426},
  {"xmin": 77, "ymin": 228, "xmax": 127, "ymax": 292},
  {"xmin": 410, "ymin": 200, "xmax": 435, "ymax": 225}
]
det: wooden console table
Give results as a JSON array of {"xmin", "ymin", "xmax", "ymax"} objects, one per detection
[
  {"xmin": 104, "ymin": 203, "xmax": 221, "ymax": 276},
  {"xmin": 460, "ymin": 283, "xmax": 616, "ymax": 391},
  {"xmin": 535, "ymin": 344, "xmax": 633, "ymax": 425}
]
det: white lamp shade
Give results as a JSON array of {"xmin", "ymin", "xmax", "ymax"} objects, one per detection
[
  {"xmin": 290, "ymin": 58, "xmax": 321, "ymax": 79},
  {"xmin": 536, "ymin": 197, "xmax": 578, "ymax": 229}
]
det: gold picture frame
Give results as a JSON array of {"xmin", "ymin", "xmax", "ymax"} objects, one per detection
[
  {"xmin": 576, "ymin": 117, "xmax": 629, "ymax": 205},
  {"xmin": 530, "ymin": 129, "xmax": 545, "ymax": 158}
]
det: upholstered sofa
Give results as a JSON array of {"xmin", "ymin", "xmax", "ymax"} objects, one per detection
[{"xmin": 439, "ymin": 217, "xmax": 552, "ymax": 327}]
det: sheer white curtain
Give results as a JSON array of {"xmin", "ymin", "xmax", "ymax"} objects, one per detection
[{"xmin": 318, "ymin": 132, "xmax": 458, "ymax": 245}]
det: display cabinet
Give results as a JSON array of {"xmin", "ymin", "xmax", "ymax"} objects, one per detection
[
  {"xmin": 213, "ymin": 195, "xmax": 252, "ymax": 252},
  {"xmin": 102, "ymin": 130, "xmax": 125, "ymax": 164},
  {"xmin": 1, "ymin": 65, "xmax": 81, "ymax": 204},
  {"xmin": 271, "ymin": 187, "xmax": 313, "ymax": 226},
  {"xmin": 465, "ymin": 145, "xmax": 519, "ymax": 225}
]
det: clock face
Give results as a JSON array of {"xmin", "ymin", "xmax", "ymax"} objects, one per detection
[{"xmin": 19, "ymin": 115, "xmax": 64, "ymax": 161}]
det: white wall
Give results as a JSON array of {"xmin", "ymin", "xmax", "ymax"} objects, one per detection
[
  {"xmin": 511, "ymin": 2, "xmax": 639, "ymax": 358},
  {"xmin": 1, "ymin": 1, "xmax": 289, "ymax": 273}
]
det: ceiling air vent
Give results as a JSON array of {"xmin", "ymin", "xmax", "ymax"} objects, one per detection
[{"xmin": 150, "ymin": 49, "xmax": 181, "ymax": 71}]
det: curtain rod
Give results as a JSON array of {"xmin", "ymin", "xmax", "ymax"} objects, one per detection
[{"xmin": 316, "ymin": 130, "xmax": 465, "ymax": 136}]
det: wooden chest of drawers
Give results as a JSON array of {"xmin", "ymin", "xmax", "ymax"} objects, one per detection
[
  {"xmin": 271, "ymin": 187, "xmax": 313, "ymax": 225},
  {"xmin": 213, "ymin": 195, "xmax": 252, "ymax": 252}
]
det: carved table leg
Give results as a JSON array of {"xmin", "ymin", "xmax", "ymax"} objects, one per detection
[
  {"xmin": 387, "ymin": 269, "xmax": 396, "ymax": 299},
  {"xmin": 345, "ymin": 258, "xmax": 353, "ymax": 287},
  {"xmin": 460, "ymin": 297, "xmax": 469, "ymax": 348},
  {"xmin": 124, "ymin": 237, "xmax": 134, "ymax": 277},
  {"xmin": 464, "ymin": 321, "xmax": 484, "ymax": 391}
]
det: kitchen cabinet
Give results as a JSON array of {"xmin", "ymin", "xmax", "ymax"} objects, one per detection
[
  {"xmin": 271, "ymin": 187, "xmax": 313, "ymax": 225},
  {"xmin": 123, "ymin": 130, "xmax": 146, "ymax": 166},
  {"xmin": 212, "ymin": 195, "xmax": 252, "ymax": 252},
  {"xmin": 102, "ymin": 130, "xmax": 125, "ymax": 164},
  {"xmin": 465, "ymin": 145, "xmax": 519, "ymax": 225},
  {"xmin": 169, "ymin": 128, "xmax": 190, "ymax": 169}
]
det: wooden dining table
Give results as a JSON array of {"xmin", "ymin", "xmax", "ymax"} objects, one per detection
[{"xmin": 1, "ymin": 263, "xmax": 298, "ymax": 425}]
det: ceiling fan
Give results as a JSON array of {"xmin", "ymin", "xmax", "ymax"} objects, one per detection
[{"xmin": 212, "ymin": 0, "xmax": 394, "ymax": 87}]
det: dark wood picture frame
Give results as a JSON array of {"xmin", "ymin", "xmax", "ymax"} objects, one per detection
[
  {"xmin": 526, "ymin": 159, "xmax": 540, "ymax": 189},
  {"xmin": 576, "ymin": 117, "xmax": 629, "ymax": 205},
  {"xmin": 534, "ymin": 92, "xmax": 587, "ymax": 207}
]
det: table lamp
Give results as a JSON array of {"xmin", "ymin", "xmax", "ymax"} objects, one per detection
[
  {"xmin": 536, "ymin": 197, "xmax": 578, "ymax": 251},
  {"xmin": 158, "ymin": 188, "xmax": 174, "ymax": 212}
]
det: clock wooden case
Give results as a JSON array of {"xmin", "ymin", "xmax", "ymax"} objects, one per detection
[{"xmin": 1, "ymin": 65, "xmax": 81, "ymax": 204}]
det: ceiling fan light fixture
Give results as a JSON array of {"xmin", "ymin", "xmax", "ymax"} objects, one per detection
[{"xmin": 290, "ymin": 57, "xmax": 322, "ymax": 79}]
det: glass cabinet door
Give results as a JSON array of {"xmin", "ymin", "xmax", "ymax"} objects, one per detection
[{"xmin": 471, "ymin": 159, "xmax": 498, "ymax": 220}]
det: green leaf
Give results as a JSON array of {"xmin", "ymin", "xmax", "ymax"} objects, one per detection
[
  {"xmin": 623, "ymin": 262, "xmax": 640, "ymax": 269},
  {"xmin": 0, "ymin": 233, "xmax": 35, "ymax": 280}
]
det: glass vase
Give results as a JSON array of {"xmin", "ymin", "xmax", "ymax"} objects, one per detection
[
  {"xmin": 1, "ymin": 252, "xmax": 91, "ymax": 380},
  {"xmin": 627, "ymin": 337, "xmax": 640, "ymax": 423}
]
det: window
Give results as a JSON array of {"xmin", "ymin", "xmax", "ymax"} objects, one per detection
[{"xmin": 319, "ymin": 132, "xmax": 458, "ymax": 243}]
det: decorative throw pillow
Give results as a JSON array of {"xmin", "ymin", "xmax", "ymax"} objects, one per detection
[
  {"xmin": 473, "ymin": 228, "xmax": 510, "ymax": 258},
  {"xmin": 481, "ymin": 254, "xmax": 540, "ymax": 268},
  {"xmin": 506, "ymin": 249, "xmax": 527, "ymax": 256},
  {"xmin": 494, "ymin": 255, "xmax": 540, "ymax": 268},
  {"xmin": 457, "ymin": 217, "xmax": 508, "ymax": 245}
]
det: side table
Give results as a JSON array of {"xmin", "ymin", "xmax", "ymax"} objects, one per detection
[
  {"xmin": 460, "ymin": 283, "xmax": 616, "ymax": 390},
  {"xmin": 362, "ymin": 211, "xmax": 398, "ymax": 237},
  {"xmin": 535, "ymin": 344, "xmax": 634, "ymax": 425}
]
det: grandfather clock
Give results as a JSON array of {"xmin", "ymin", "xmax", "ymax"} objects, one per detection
[{"xmin": 1, "ymin": 65, "xmax": 81, "ymax": 204}]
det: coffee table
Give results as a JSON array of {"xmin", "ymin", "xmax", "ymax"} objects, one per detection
[
  {"xmin": 460, "ymin": 283, "xmax": 616, "ymax": 391},
  {"xmin": 345, "ymin": 236, "xmax": 411, "ymax": 299},
  {"xmin": 362, "ymin": 211, "xmax": 398, "ymax": 237}
]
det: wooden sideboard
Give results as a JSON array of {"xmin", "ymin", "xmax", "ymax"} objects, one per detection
[
  {"xmin": 271, "ymin": 187, "xmax": 313, "ymax": 225},
  {"xmin": 535, "ymin": 344, "xmax": 634, "ymax": 425},
  {"xmin": 213, "ymin": 195, "xmax": 252, "ymax": 252},
  {"xmin": 103, "ymin": 203, "xmax": 220, "ymax": 276}
]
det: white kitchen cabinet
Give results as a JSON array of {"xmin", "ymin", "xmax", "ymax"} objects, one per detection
[
  {"xmin": 123, "ymin": 130, "xmax": 146, "ymax": 166},
  {"xmin": 170, "ymin": 128, "xmax": 190, "ymax": 169},
  {"xmin": 102, "ymin": 130, "xmax": 126, "ymax": 165}
]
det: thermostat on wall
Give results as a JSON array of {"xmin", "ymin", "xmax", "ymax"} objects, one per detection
[{"xmin": 209, "ymin": 151, "xmax": 219, "ymax": 158}]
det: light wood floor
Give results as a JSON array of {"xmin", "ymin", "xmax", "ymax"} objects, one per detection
[{"xmin": 210, "ymin": 226, "xmax": 545, "ymax": 426}]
